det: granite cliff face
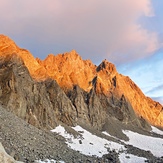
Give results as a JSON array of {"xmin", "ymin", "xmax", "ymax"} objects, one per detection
[
  {"xmin": 0, "ymin": 53, "xmax": 77, "ymax": 129},
  {"xmin": 0, "ymin": 34, "xmax": 162, "ymax": 131}
]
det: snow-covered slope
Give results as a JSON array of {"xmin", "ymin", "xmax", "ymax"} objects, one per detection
[
  {"xmin": 122, "ymin": 130, "xmax": 163, "ymax": 157},
  {"xmin": 51, "ymin": 125, "xmax": 163, "ymax": 162},
  {"xmin": 52, "ymin": 125, "xmax": 123, "ymax": 157},
  {"xmin": 119, "ymin": 153, "xmax": 146, "ymax": 163}
]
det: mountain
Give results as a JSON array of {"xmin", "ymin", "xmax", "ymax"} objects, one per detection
[
  {"xmin": 38, "ymin": 51, "xmax": 163, "ymax": 127},
  {"xmin": 0, "ymin": 34, "xmax": 163, "ymax": 162},
  {"xmin": 0, "ymin": 34, "xmax": 162, "ymax": 129}
]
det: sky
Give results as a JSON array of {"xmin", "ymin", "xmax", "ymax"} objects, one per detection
[{"xmin": 0, "ymin": 0, "xmax": 163, "ymax": 103}]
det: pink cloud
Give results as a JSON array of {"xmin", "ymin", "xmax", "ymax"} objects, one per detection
[
  {"xmin": 0, "ymin": 0, "xmax": 160, "ymax": 64},
  {"xmin": 107, "ymin": 24, "xmax": 159, "ymax": 64}
]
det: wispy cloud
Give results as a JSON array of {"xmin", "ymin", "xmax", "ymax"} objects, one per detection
[{"xmin": 146, "ymin": 84, "xmax": 163, "ymax": 94}]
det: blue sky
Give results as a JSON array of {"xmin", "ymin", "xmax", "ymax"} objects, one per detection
[
  {"xmin": 0, "ymin": 0, "xmax": 163, "ymax": 103},
  {"xmin": 117, "ymin": 0, "xmax": 163, "ymax": 103}
]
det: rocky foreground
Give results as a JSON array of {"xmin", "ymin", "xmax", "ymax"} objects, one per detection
[
  {"xmin": 1, "ymin": 106, "xmax": 163, "ymax": 163},
  {"xmin": 0, "ymin": 106, "xmax": 121, "ymax": 163}
]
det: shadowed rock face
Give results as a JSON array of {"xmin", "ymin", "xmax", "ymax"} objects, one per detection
[
  {"xmin": 0, "ymin": 53, "xmax": 77, "ymax": 129},
  {"xmin": 0, "ymin": 34, "xmax": 162, "ymax": 130}
]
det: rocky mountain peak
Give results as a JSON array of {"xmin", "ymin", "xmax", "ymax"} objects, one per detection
[
  {"xmin": 0, "ymin": 35, "xmax": 47, "ymax": 80},
  {"xmin": 96, "ymin": 59, "xmax": 117, "ymax": 74},
  {"xmin": 0, "ymin": 34, "xmax": 19, "ymax": 56},
  {"xmin": 36, "ymin": 51, "xmax": 96, "ymax": 91},
  {"xmin": 64, "ymin": 49, "xmax": 80, "ymax": 60}
]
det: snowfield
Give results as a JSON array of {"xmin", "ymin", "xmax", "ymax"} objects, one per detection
[
  {"xmin": 119, "ymin": 153, "xmax": 147, "ymax": 163},
  {"xmin": 51, "ymin": 125, "xmax": 125, "ymax": 157},
  {"xmin": 122, "ymin": 130, "xmax": 163, "ymax": 157},
  {"xmin": 51, "ymin": 125, "xmax": 163, "ymax": 162}
]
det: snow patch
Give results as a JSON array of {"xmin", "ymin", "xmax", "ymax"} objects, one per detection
[
  {"xmin": 51, "ymin": 125, "xmax": 163, "ymax": 162},
  {"xmin": 151, "ymin": 126, "xmax": 163, "ymax": 135},
  {"xmin": 51, "ymin": 125, "xmax": 125, "ymax": 157},
  {"xmin": 119, "ymin": 153, "xmax": 147, "ymax": 163},
  {"xmin": 102, "ymin": 131, "xmax": 119, "ymax": 140},
  {"xmin": 122, "ymin": 130, "xmax": 163, "ymax": 157}
]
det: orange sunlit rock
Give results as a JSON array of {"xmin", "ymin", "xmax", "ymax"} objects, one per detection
[{"xmin": 0, "ymin": 34, "xmax": 47, "ymax": 80}]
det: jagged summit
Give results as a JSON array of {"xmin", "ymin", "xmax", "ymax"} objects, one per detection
[
  {"xmin": 0, "ymin": 34, "xmax": 163, "ymax": 128},
  {"xmin": 63, "ymin": 49, "xmax": 81, "ymax": 60},
  {"xmin": 0, "ymin": 34, "xmax": 19, "ymax": 55},
  {"xmin": 96, "ymin": 59, "xmax": 117, "ymax": 74},
  {"xmin": 0, "ymin": 34, "xmax": 43, "ymax": 80}
]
